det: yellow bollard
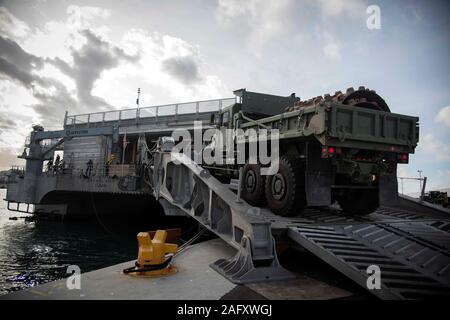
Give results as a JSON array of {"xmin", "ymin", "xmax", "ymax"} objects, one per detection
[{"xmin": 124, "ymin": 230, "xmax": 179, "ymax": 278}]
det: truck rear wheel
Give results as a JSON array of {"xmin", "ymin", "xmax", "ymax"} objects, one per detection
[
  {"xmin": 241, "ymin": 163, "xmax": 266, "ymax": 206},
  {"xmin": 339, "ymin": 189, "xmax": 379, "ymax": 215},
  {"xmin": 265, "ymin": 156, "xmax": 306, "ymax": 217}
]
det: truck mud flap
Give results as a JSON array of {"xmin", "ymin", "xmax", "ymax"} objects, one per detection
[
  {"xmin": 306, "ymin": 144, "xmax": 332, "ymax": 206},
  {"xmin": 379, "ymin": 164, "xmax": 399, "ymax": 204}
]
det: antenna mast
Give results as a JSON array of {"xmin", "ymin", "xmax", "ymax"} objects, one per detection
[{"xmin": 136, "ymin": 88, "xmax": 141, "ymax": 110}]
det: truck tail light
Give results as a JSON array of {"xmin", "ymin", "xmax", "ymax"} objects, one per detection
[
  {"xmin": 397, "ymin": 153, "xmax": 409, "ymax": 163},
  {"xmin": 322, "ymin": 146, "xmax": 341, "ymax": 158}
]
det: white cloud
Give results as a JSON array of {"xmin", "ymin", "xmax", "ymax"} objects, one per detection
[
  {"xmin": 435, "ymin": 105, "xmax": 450, "ymax": 127},
  {"xmin": 20, "ymin": 5, "xmax": 111, "ymax": 62},
  {"xmin": 217, "ymin": 0, "xmax": 282, "ymax": 25},
  {"xmin": 216, "ymin": 0, "xmax": 366, "ymax": 57},
  {"xmin": 34, "ymin": 63, "xmax": 77, "ymax": 93},
  {"xmin": 216, "ymin": 0, "xmax": 297, "ymax": 47},
  {"xmin": 66, "ymin": 5, "xmax": 111, "ymax": 30},
  {"xmin": 323, "ymin": 43, "xmax": 340, "ymax": 60},
  {"xmin": 21, "ymin": 21, "xmax": 75, "ymax": 61},
  {"xmin": 0, "ymin": 81, "xmax": 39, "ymax": 154},
  {"xmin": 418, "ymin": 133, "xmax": 450, "ymax": 162},
  {"xmin": 2, "ymin": 6, "xmax": 229, "ymax": 128},
  {"xmin": 216, "ymin": 0, "xmax": 254, "ymax": 22},
  {"xmin": 314, "ymin": 0, "xmax": 366, "ymax": 18},
  {"xmin": 322, "ymin": 32, "xmax": 341, "ymax": 60},
  {"xmin": 217, "ymin": 0, "xmax": 367, "ymax": 24},
  {"xmin": 313, "ymin": 1, "xmax": 365, "ymax": 61},
  {"xmin": 0, "ymin": 80, "xmax": 40, "ymax": 121},
  {"xmin": 0, "ymin": 7, "xmax": 31, "ymax": 40},
  {"xmin": 0, "ymin": 147, "xmax": 25, "ymax": 171},
  {"xmin": 93, "ymin": 29, "xmax": 229, "ymax": 107}
]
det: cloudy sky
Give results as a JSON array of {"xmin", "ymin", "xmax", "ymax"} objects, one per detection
[{"xmin": 0, "ymin": 0, "xmax": 449, "ymax": 193}]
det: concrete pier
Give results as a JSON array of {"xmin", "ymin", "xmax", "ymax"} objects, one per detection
[{"xmin": 0, "ymin": 238, "xmax": 354, "ymax": 300}]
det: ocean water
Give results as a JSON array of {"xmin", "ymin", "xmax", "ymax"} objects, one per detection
[{"xmin": 0, "ymin": 188, "xmax": 195, "ymax": 296}]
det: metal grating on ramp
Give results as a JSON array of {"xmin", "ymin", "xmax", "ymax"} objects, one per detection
[
  {"xmin": 288, "ymin": 220, "xmax": 450, "ymax": 299},
  {"xmin": 374, "ymin": 207, "xmax": 428, "ymax": 220},
  {"xmin": 261, "ymin": 206, "xmax": 438, "ymax": 231}
]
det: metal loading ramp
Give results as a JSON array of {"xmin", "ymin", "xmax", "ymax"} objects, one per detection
[
  {"xmin": 287, "ymin": 219, "xmax": 450, "ymax": 299},
  {"xmin": 150, "ymin": 147, "xmax": 450, "ymax": 298}
]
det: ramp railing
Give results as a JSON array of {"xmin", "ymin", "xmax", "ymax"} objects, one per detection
[{"xmin": 65, "ymin": 98, "xmax": 235, "ymax": 127}]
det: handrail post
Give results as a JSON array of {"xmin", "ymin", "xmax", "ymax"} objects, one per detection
[
  {"xmin": 196, "ymin": 101, "xmax": 199, "ymax": 119},
  {"xmin": 236, "ymin": 167, "xmax": 243, "ymax": 203},
  {"xmin": 175, "ymin": 104, "xmax": 178, "ymax": 121},
  {"xmin": 64, "ymin": 111, "xmax": 68, "ymax": 128},
  {"xmin": 420, "ymin": 177, "xmax": 427, "ymax": 201}
]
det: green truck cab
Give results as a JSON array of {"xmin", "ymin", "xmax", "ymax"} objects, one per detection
[
  {"xmin": 217, "ymin": 88, "xmax": 299, "ymax": 129},
  {"xmin": 210, "ymin": 88, "xmax": 419, "ymax": 217}
]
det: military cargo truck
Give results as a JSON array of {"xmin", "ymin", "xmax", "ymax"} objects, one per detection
[{"xmin": 205, "ymin": 87, "xmax": 419, "ymax": 216}]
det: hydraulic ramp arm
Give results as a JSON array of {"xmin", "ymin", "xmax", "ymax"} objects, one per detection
[{"xmin": 151, "ymin": 149, "xmax": 293, "ymax": 284}]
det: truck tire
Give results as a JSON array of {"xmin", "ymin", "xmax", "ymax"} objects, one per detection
[
  {"xmin": 241, "ymin": 163, "xmax": 266, "ymax": 206},
  {"xmin": 339, "ymin": 189, "xmax": 379, "ymax": 215},
  {"xmin": 265, "ymin": 156, "xmax": 306, "ymax": 216}
]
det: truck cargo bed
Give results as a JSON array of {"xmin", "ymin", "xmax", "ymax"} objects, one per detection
[
  {"xmin": 240, "ymin": 102, "xmax": 419, "ymax": 153},
  {"xmin": 327, "ymin": 104, "xmax": 419, "ymax": 153}
]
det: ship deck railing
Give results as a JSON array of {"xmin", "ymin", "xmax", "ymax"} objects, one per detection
[
  {"xmin": 9, "ymin": 166, "xmax": 25, "ymax": 176},
  {"xmin": 40, "ymin": 163, "xmax": 137, "ymax": 178},
  {"xmin": 64, "ymin": 97, "xmax": 235, "ymax": 128}
]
